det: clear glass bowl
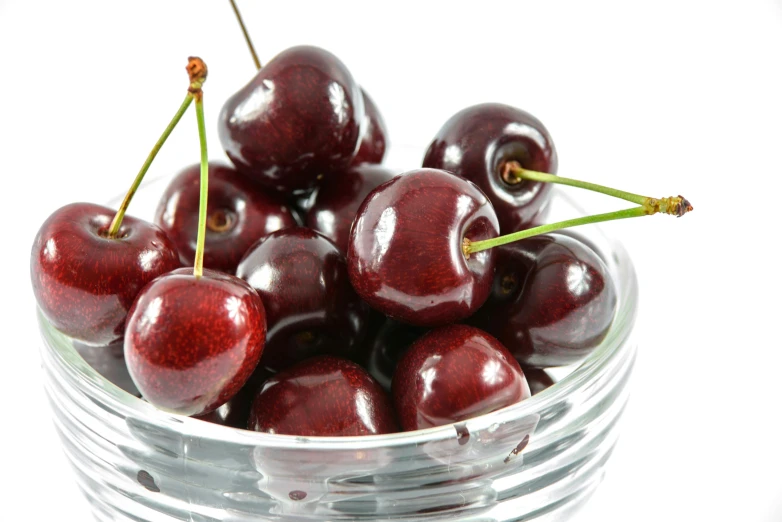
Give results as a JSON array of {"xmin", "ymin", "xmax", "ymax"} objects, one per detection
[{"xmin": 38, "ymin": 175, "xmax": 638, "ymax": 521}]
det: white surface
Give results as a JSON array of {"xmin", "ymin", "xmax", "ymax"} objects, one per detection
[{"xmin": 2, "ymin": 1, "xmax": 781, "ymax": 520}]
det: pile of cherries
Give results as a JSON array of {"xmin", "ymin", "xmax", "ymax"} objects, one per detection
[{"xmin": 31, "ymin": 36, "xmax": 690, "ymax": 437}]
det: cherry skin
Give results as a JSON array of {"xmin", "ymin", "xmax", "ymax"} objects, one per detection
[
  {"xmin": 305, "ymin": 164, "xmax": 397, "ymax": 254},
  {"xmin": 350, "ymin": 88, "xmax": 388, "ymax": 165},
  {"xmin": 237, "ymin": 227, "xmax": 369, "ymax": 372},
  {"xmin": 154, "ymin": 162, "xmax": 296, "ymax": 274},
  {"xmin": 347, "ymin": 168, "xmax": 499, "ymax": 327},
  {"xmin": 469, "ymin": 232, "xmax": 617, "ymax": 368},
  {"xmin": 124, "ymin": 268, "xmax": 266, "ymax": 416},
  {"xmin": 361, "ymin": 318, "xmax": 428, "ymax": 391},
  {"xmin": 249, "ymin": 356, "xmax": 398, "ymax": 436},
  {"xmin": 31, "ymin": 203, "xmax": 181, "ymax": 345},
  {"xmin": 392, "ymin": 325, "xmax": 531, "ymax": 432},
  {"xmin": 422, "ymin": 103, "xmax": 558, "ymax": 234},
  {"xmin": 218, "ymin": 46, "xmax": 364, "ymax": 194}
]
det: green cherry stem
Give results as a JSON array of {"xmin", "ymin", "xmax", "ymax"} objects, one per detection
[
  {"xmin": 229, "ymin": 0, "xmax": 261, "ymax": 70},
  {"xmin": 501, "ymin": 160, "xmax": 649, "ymax": 206},
  {"xmin": 192, "ymin": 59, "xmax": 210, "ymax": 279},
  {"xmin": 107, "ymin": 57, "xmax": 208, "ymax": 239},
  {"xmin": 465, "ymin": 197, "xmax": 693, "ymax": 256}
]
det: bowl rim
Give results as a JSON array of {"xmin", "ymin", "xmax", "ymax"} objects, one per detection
[{"xmin": 38, "ymin": 188, "xmax": 639, "ymax": 451}]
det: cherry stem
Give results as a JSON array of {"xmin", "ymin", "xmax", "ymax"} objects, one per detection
[
  {"xmin": 229, "ymin": 0, "xmax": 261, "ymax": 70},
  {"xmin": 465, "ymin": 207, "xmax": 642, "ymax": 255},
  {"xmin": 193, "ymin": 87, "xmax": 209, "ymax": 279},
  {"xmin": 107, "ymin": 98, "xmax": 191, "ymax": 238},
  {"xmin": 107, "ymin": 57, "xmax": 208, "ymax": 239},
  {"xmin": 465, "ymin": 196, "xmax": 693, "ymax": 256},
  {"xmin": 502, "ymin": 160, "xmax": 649, "ymax": 206}
]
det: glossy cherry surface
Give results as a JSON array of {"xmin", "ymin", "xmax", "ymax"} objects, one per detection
[
  {"xmin": 347, "ymin": 168, "xmax": 499, "ymax": 327},
  {"xmin": 423, "ymin": 103, "xmax": 557, "ymax": 234},
  {"xmin": 470, "ymin": 233, "xmax": 617, "ymax": 368},
  {"xmin": 31, "ymin": 203, "xmax": 181, "ymax": 345},
  {"xmin": 362, "ymin": 318, "xmax": 428, "ymax": 391},
  {"xmin": 392, "ymin": 325, "xmax": 530, "ymax": 431},
  {"xmin": 249, "ymin": 356, "xmax": 398, "ymax": 436},
  {"xmin": 351, "ymin": 88, "xmax": 387, "ymax": 165},
  {"xmin": 237, "ymin": 227, "xmax": 368, "ymax": 372},
  {"xmin": 218, "ymin": 46, "xmax": 364, "ymax": 194},
  {"xmin": 306, "ymin": 164, "xmax": 396, "ymax": 253},
  {"xmin": 125, "ymin": 268, "xmax": 266, "ymax": 416},
  {"xmin": 154, "ymin": 162, "xmax": 296, "ymax": 274}
]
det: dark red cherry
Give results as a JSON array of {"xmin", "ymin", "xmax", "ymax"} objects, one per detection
[
  {"xmin": 249, "ymin": 356, "xmax": 398, "ymax": 436},
  {"xmin": 73, "ymin": 339, "xmax": 140, "ymax": 397},
  {"xmin": 469, "ymin": 233, "xmax": 617, "ymax": 368},
  {"xmin": 30, "ymin": 203, "xmax": 181, "ymax": 345},
  {"xmin": 237, "ymin": 227, "xmax": 369, "ymax": 372},
  {"xmin": 306, "ymin": 164, "xmax": 397, "ymax": 253},
  {"xmin": 361, "ymin": 318, "xmax": 428, "ymax": 391},
  {"xmin": 155, "ymin": 163, "xmax": 296, "ymax": 274},
  {"xmin": 154, "ymin": 162, "xmax": 296, "ymax": 274},
  {"xmin": 351, "ymin": 89, "xmax": 388, "ymax": 166},
  {"xmin": 392, "ymin": 325, "xmax": 530, "ymax": 431},
  {"xmin": 218, "ymin": 46, "xmax": 364, "ymax": 194},
  {"xmin": 347, "ymin": 168, "xmax": 499, "ymax": 327},
  {"xmin": 423, "ymin": 103, "xmax": 557, "ymax": 233},
  {"xmin": 125, "ymin": 268, "xmax": 266, "ymax": 416},
  {"xmin": 523, "ymin": 368, "xmax": 556, "ymax": 395}
]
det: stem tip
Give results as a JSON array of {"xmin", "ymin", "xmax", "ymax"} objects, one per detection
[
  {"xmin": 677, "ymin": 196, "xmax": 694, "ymax": 217},
  {"xmin": 186, "ymin": 57, "xmax": 208, "ymax": 93}
]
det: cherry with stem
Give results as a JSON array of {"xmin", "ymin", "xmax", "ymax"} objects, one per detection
[
  {"xmin": 125, "ymin": 58, "xmax": 267, "ymax": 416},
  {"xmin": 348, "ymin": 168, "xmax": 692, "ymax": 328}
]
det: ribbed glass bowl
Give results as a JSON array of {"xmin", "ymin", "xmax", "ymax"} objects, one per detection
[{"xmin": 38, "ymin": 174, "xmax": 638, "ymax": 521}]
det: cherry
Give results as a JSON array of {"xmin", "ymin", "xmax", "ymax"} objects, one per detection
[
  {"xmin": 361, "ymin": 318, "xmax": 428, "ymax": 391},
  {"xmin": 469, "ymin": 233, "xmax": 617, "ymax": 368},
  {"xmin": 237, "ymin": 227, "xmax": 369, "ymax": 372},
  {"xmin": 351, "ymin": 89, "xmax": 388, "ymax": 166},
  {"xmin": 218, "ymin": 46, "xmax": 364, "ymax": 194},
  {"xmin": 392, "ymin": 325, "xmax": 531, "ymax": 431},
  {"xmin": 248, "ymin": 356, "xmax": 398, "ymax": 436},
  {"xmin": 124, "ymin": 57, "xmax": 266, "ymax": 417},
  {"xmin": 347, "ymin": 168, "xmax": 499, "ymax": 327},
  {"xmin": 422, "ymin": 103, "xmax": 557, "ymax": 233},
  {"xmin": 125, "ymin": 268, "xmax": 266, "ymax": 416},
  {"xmin": 523, "ymin": 368, "xmax": 556, "ymax": 395},
  {"xmin": 31, "ymin": 203, "xmax": 181, "ymax": 344},
  {"xmin": 154, "ymin": 161, "xmax": 296, "ymax": 273},
  {"xmin": 305, "ymin": 164, "xmax": 397, "ymax": 253}
]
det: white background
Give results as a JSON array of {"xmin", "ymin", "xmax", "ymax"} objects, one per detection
[{"xmin": 2, "ymin": 0, "xmax": 781, "ymax": 520}]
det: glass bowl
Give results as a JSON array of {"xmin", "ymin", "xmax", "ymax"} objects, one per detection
[{"xmin": 37, "ymin": 172, "xmax": 638, "ymax": 521}]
